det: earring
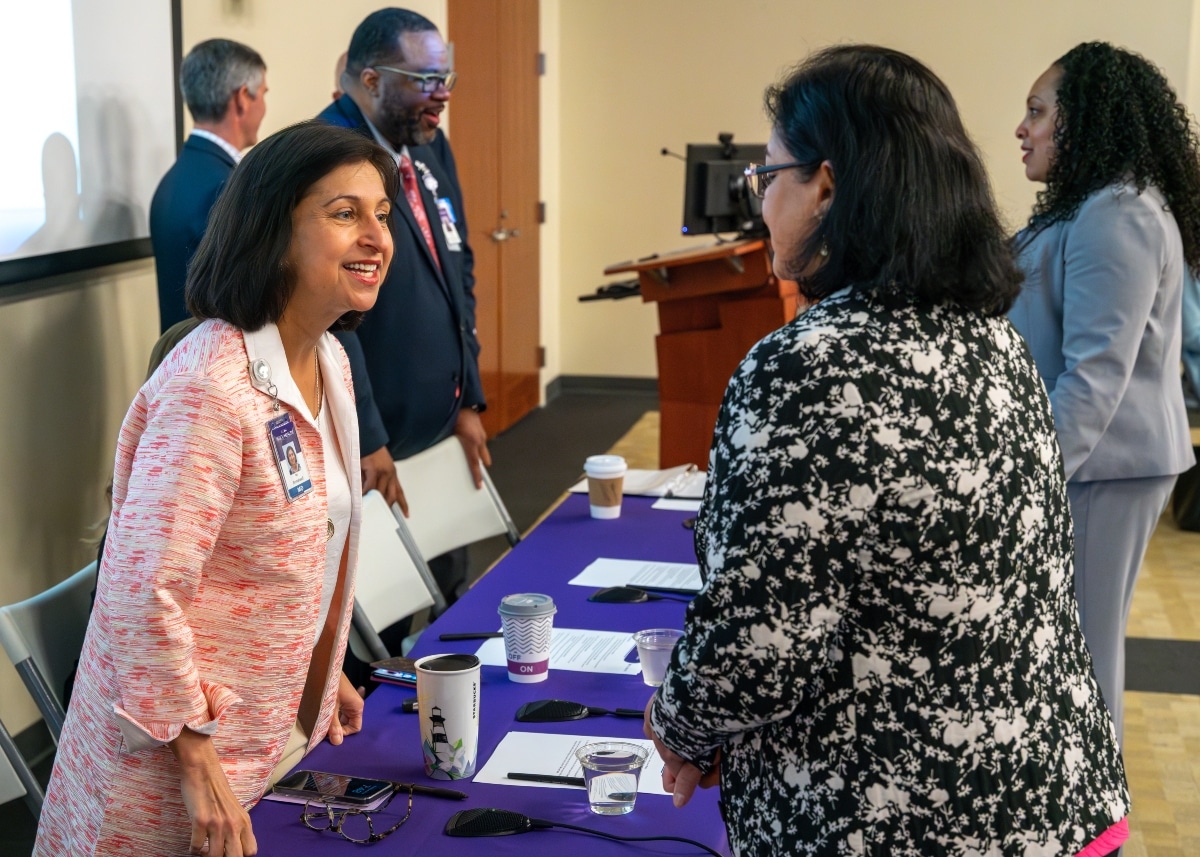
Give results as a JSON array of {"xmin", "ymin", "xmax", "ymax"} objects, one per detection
[{"xmin": 819, "ymin": 241, "xmax": 830, "ymax": 258}]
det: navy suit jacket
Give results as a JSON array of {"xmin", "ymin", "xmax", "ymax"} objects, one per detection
[
  {"xmin": 149, "ymin": 134, "xmax": 236, "ymax": 333},
  {"xmin": 319, "ymin": 95, "xmax": 484, "ymax": 460}
]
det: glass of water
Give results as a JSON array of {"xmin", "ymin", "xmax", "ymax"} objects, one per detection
[
  {"xmin": 574, "ymin": 742, "xmax": 650, "ymax": 815},
  {"xmin": 633, "ymin": 628, "xmax": 683, "ymax": 687}
]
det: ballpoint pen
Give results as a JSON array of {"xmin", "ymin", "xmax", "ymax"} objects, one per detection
[
  {"xmin": 506, "ymin": 772, "xmax": 585, "ymax": 788},
  {"xmin": 393, "ymin": 781, "xmax": 469, "ymax": 800},
  {"xmin": 438, "ymin": 631, "xmax": 505, "ymax": 641}
]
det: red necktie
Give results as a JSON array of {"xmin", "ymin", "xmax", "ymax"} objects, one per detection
[{"xmin": 399, "ymin": 154, "xmax": 442, "ymax": 272}]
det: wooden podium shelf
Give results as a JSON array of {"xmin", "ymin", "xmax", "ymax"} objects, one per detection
[{"xmin": 605, "ymin": 239, "xmax": 799, "ymax": 468}]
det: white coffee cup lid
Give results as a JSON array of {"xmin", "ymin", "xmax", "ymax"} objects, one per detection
[
  {"xmin": 498, "ymin": 592, "xmax": 557, "ymax": 617},
  {"xmin": 584, "ymin": 454, "xmax": 627, "ymax": 478}
]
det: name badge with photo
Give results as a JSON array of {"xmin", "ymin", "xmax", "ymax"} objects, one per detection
[
  {"xmin": 436, "ymin": 197, "xmax": 463, "ymax": 252},
  {"xmin": 268, "ymin": 413, "xmax": 313, "ymax": 501}
]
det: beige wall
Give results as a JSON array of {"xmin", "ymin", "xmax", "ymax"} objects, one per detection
[
  {"xmin": 554, "ymin": 0, "xmax": 1195, "ymax": 377},
  {"xmin": 540, "ymin": 0, "xmax": 563, "ymax": 391},
  {"xmin": 0, "ymin": 262, "xmax": 159, "ymax": 735},
  {"xmin": 1, "ymin": 0, "xmax": 1198, "ymax": 739}
]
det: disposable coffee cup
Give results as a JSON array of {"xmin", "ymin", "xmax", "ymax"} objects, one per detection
[
  {"xmin": 584, "ymin": 454, "xmax": 627, "ymax": 519},
  {"xmin": 415, "ymin": 653, "xmax": 480, "ymax": 780},
  {"xmin": 498, "ymin": 593, "xmax": 556, "ymax": 683}
]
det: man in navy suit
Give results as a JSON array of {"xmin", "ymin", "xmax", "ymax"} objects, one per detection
[
  {"xmin": 318, "ymin": 9, "xmax": 489, "ymax": 607},
  {"xmin": 150, "ymin": 39, "xmax": 268, "ymax": 333}
]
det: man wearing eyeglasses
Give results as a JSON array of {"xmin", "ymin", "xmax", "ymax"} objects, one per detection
[{"xmin": 318, "ymin": 8, "xmax": 486, "ymax": 613}]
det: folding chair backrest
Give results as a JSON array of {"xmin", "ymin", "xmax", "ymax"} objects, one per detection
[
  {"xmin": 0, "ymin": 716, "xmax": 43, "ymax": 815},
  {"xmin": 0, "ymin": 747, "xmax": 26, "ymax": 806},
  {"xmin": 350, "ymin": 491, "xmax": 443, "ymax": 661},
  {"xmin": 0, "ymin": 562, "xmax": 96, "ymax": 741},
  {"xmin": 392, "ymin": 437, "xmax": 521, "ymax": 561}
]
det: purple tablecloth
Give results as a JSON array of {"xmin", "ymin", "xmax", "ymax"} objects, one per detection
[{"xmin": 249, "ymin": 494, "xmax": 730, "ymax": 856}]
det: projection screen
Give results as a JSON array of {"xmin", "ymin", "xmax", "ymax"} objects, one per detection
[{"xmin": 0, "ymin": 0, "xmax": 180, "ymax": 289}]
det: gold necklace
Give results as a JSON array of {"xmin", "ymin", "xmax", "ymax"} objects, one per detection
[{"xmin": 313, "ymin": 346, "xmax": 322, "ymax": 417}]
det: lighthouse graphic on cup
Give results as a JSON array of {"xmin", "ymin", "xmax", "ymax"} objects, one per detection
[
  {"xmin": 428, "ymin": 706, "xmax": 448, "ymax": 746},
  {"xmin": 414, "ymin": 654, "xmax": 480, "ymax": 780}
]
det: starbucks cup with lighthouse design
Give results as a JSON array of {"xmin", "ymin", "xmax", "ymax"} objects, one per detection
[
  {"xmin": 414, "ymin": 653, "xmax": 480, "ymax": 780},
  {"xmin": 498, "ymin": 593, "xmax": 556, "ymax": 683}
]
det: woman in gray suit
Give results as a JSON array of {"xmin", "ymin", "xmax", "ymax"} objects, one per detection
[{"xmin": 1011, "ymin": 41, "xmax": 1200, "ymax": 738}]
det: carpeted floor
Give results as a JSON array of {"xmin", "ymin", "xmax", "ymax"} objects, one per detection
[{"xmin": 465, "ymin": 387, "xmax": 658, "ymax": 577}]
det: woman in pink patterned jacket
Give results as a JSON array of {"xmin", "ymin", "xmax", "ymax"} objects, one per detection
[{"xmin": 34, "ymin": 122, "xmax": 397, "ymax": 857}]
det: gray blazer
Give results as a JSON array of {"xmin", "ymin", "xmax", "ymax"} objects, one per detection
[{"xmin": 1011, "ymin": 181, "xmax": 1194, "ymax": 483}]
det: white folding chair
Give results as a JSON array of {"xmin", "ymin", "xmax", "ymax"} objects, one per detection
[
  {"xmin": 350, "ymin": 491, "xmax": 447, "ymax": 662},
  {"xmin": 392, "ymin": 436, "xmax": 521, "ymax": 562},
  {"xmin": 0, "ymin": 562, "xmax": 96, "ymax": 743},
  {"xmin": 0, "ymin": 716, "xmax": 44, "ymax": 816}
]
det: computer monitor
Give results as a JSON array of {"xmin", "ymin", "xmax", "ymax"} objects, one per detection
[{"xmin": 680, "ymin": 135, "xmax": 767, "ymax": 238}]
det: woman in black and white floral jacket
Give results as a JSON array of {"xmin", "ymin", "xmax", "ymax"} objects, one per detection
[{"xmin": 644, "ymin": 45, "xmax": 1129, "ymax": 857}]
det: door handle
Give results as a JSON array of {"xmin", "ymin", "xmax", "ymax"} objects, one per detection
[{"xmin": 490, "ymin": 228, "xmax": 521, "ymax": 242}]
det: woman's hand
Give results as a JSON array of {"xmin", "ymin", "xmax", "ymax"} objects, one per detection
[
  {"xmin": 171, "ymin": 728, "xmax": 257, "ymax": 856},
  {"xmin": 643, "ymin": 697, "xmax": 720, "ymax": 807},
  {"xmin": 327, "ymin": 673, "xmax": 365, "ymax": 745}
]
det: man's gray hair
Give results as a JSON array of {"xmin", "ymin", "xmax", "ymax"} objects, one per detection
[{"xmin": 180, "ymin": 39, "xmax": 266, "ymax": 124}]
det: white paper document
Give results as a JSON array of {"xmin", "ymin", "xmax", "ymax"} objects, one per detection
[
  {"xmin": 568, "ymin": 465, "xmax": 707, "ymax": 499},
  {"xmin": 475, "ymin": 627, "xmax": 641, "ymax": 675},
  {"xmin": 568, "ymin": 557, "xmax": 702, "ymax": 592},
  {"xmin": 474, "ymin": 731, "xmax": 670, "ymax": 796}
]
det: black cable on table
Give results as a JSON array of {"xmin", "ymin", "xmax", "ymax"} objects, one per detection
[{"xmin": 536, "ymin": 817, "xmax": 725, "ymax": 857}]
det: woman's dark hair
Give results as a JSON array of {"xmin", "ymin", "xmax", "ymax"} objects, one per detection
[
  {"xmin": 1027, "ymin": 41, "xmax": 1200, "ymax": 271},
  {"xmin": 186, "ymin": 121, "xmax": 399, "ymax": 330},
  {"xmin": 765, "ymin": 45, "xmax": 1022, "ymax": 315}
]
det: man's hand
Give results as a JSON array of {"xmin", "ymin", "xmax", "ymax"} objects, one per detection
[
  {"xmin": 453, "ymin": 408, "xmax": 492, "ymax": 488},
  {"xmin": 328, "ymin": 673, "xmax": 365, "ymax": 745},
  {"xmin": 361, "ymin": 445, "xmax": 408, "ymax": 517},
  {"xmin": 643, "ymin": 696, "xmax": 720, "ymax": 808},
  {"xmin": 171, "ymin": 727, "xmax": 257, "ymax": 856}
]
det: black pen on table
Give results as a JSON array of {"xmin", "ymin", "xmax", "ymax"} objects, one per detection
[
  {"xmin": 392, "ymin": 781, "xmax": 469, "ymax": 800},
  {"xmin": 438, "ymin": 631, "xmax": 504, "ymax": 641},
  {"xmin": 507, "ymin": 772, "xmax": 585, "ymax": 788}
]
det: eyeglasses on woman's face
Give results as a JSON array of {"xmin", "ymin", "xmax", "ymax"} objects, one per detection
[{"xmin": 744, "ymin": 162, "xmax": 807, "ymax": 198}]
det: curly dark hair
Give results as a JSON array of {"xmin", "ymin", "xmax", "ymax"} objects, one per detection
[
  {"xmin": 1027, "ymin": 41, "xmax": 1200, "ymax": 271},
  {"xmin": 766, "ymin": 45, "xmax": 1022, "ymax": 316}
]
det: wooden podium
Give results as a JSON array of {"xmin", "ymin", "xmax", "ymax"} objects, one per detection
[{"xmin": 605, "ymin": 239, "xmax": 800, "ymax": 469}]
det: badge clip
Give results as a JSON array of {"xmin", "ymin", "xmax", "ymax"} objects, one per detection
[{"xmin": 250, "ymin": 358, "xmax": 281, "ymax": 412}]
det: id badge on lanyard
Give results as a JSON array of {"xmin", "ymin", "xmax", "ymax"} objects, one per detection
[
  {"xmin": 269, "ymin": 414, "xmax": 314, "ymax": 501},
  {"xmin": 251, "ymin": 356, "xmax": 314, "ymax": 501},
  {"xmin": 436, "ymin": 197, "xmax": 463, "ymax": 252}
]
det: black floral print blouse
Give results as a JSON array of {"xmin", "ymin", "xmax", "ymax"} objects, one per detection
[{"xmin": 651, "ymin": 287, "xmax": 1129, "ymax": 857}]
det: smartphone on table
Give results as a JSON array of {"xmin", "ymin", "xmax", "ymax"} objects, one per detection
[{"xmin": 273, "ymin": 770, "xmax": 394, "ymax": 806}]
